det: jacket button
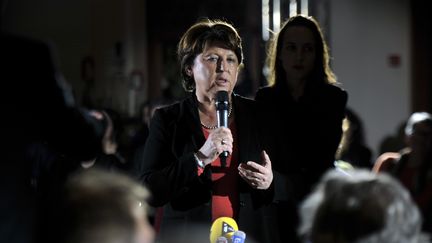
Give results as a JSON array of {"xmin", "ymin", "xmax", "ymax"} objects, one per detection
[{"xmin": 240, "ymin": 201, "xmax": 245, "ymax": 207}]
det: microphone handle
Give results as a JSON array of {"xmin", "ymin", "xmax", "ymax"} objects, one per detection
[
  {"xmin": 217, "ymin": 109, "xmax": 229, "ymax": 167},
  {"xmin": 220, "ymin": 152, "xmax": 228, "ymax": 167}
]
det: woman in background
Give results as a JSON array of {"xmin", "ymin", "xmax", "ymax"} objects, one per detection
[{"xmin": 255, "ymin": 15, "xmax": 348, "ymax": 242}]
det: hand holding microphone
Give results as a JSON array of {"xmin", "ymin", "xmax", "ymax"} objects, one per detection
[{"xmin": 196, "ymin": 91, "xmax": 232, "ymax": 168}]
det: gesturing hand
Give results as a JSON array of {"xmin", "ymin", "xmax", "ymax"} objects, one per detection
[{"xmin": 238, "ymin": 150, "xmax": 273, "ymax": 190}]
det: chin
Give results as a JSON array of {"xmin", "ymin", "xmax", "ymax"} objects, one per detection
[{"xmin": 215, "ymin": 87, "xmax": 231, "ymax": 93}]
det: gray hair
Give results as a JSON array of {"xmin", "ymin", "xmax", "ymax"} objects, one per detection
[
  {"xmin": 299, "ymin": 169, "xmax": 422, "ymax": 243},
  {"xmin": 405, "ymin": 112, "xmax": 432, "ymax": 136}
]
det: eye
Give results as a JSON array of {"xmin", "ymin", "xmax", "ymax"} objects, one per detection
[
  {"xmin": 303, "ymin": 44, "xmax": 314, "ymax": 52},
  {"xmin": 206, "ymin": 55, "xmax": 219, "ymax": 62},
  {"xmin": 285, "ymin": 43, "xmax": 296, "ymax": 51},
  {"xmin": 227, "ymin": 57, "xmax": 238, "ymax": 64}
]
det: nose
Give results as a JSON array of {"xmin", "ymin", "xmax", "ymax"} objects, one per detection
[
  {"xmin": 216, "ymin": 59, "xmax": 225, "ymax": 73},
  {"xmin": 296, "ymin": 50, "xmax": 304, "ymax": 61}
]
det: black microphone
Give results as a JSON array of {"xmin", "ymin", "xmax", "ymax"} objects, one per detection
[{"xmin": 215, "ymin": 91, "xmax": 229, "ymax": 167}]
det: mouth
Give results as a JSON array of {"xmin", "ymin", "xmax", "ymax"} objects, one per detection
[
  {"xmin": 293, "ymin": 65, "xmax": 304, "ymax": 70},
  {"xmin": 215, "ymin": 78, "xmax": 229, "ymax": 86}
]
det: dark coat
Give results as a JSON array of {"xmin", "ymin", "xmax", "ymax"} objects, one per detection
[
  {"xmin": 254, "ymin": 82, "xmax": 347, "ymax": 243},
  {"xmin": 256, "ymin": 82, "xmax": 348, "ymax": 202},
  {"xmin": 137, "ymin": 93, "xmax": 275, "ymax": 242}
]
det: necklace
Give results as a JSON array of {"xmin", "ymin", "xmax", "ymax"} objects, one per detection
[{"xmin": 200, "ymin": 105, "xmax": 232, "ymax": 130}]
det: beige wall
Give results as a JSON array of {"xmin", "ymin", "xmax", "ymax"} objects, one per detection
[
  {"xmin": 3, "ymin": 0, "xmax": 148, "ymax": 117},
  {"xmin": 330, "ymin": 0, "xmax": 411, "ymax": 158}
]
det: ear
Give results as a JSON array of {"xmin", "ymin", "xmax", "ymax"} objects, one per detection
[{"xmin": 185, "ymin": 66, "xmax": 193, "ymax": 77}]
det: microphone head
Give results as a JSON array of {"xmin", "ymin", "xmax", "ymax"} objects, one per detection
[
  {"xmin": 232, "ymin": 230, "xmax": 246, "ymax": 243},
  {"xmin": 209, "ymin": 217, "xmax": 238, "ymax": 243},
  {"xmin": 215, "ymin": 91, "xmax": 229, "ymax": 111}
]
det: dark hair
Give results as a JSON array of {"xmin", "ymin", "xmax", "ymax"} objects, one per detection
[
  {"xmin": 266, "ymin": 15, "xmax": 336, "ymax": 86},
  {"xmin": 177, "ymin": 18, "xmax": 243, "ymax": 92}
]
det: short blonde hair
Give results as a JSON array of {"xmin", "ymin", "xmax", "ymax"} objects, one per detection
[{"xmin": 61, "ymin": 169, "xmax": 150, "ymax": 243}]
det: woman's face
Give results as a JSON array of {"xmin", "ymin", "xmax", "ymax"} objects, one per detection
[
  {"xmin": 189, "ymin": 43, "xmax": 239, "ymax": 101},
  {"xmin": 279, "ymin": 26, "xmax": 316, "ymax": 81}
]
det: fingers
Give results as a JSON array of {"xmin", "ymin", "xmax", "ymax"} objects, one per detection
[
  {"xmin": 212, "ymin": 127, "xmax": 233, "ymax": 154},
  {"xmin": 238, "ymin": 169, "xmax": 268, "ymax": 190},
  {"xmin": 218, "ymin": 138, "xmax": 233, "ymax": 154},
  {"xmin": 239, "ymin": 162, "xmax": 262, "ymax": 175},
  {"xmin": 238, "ymin": 163, "xmax": 271, "ymax": 190},
  {"xmin": 238, "ymin": 151, "xmax": 273, "ymax": 190},
  {"xmin": 198, "ymin": 127, "xmax": 233, "ymax": 163},
  {"xmin": 261, "ymin": 150, "xmax": 272, "ymax": 170}
]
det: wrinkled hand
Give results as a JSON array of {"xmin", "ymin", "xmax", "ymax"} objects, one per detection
[
  {"xmin": 238, "ymin": 150, "xmax": 273, "ymax": 189},
  {"xmin": 197, "ymin": 127, "xmax": 233, "ymax": 166}
]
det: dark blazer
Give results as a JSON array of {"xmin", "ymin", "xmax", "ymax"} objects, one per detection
[
  {"xmin": 256, "ymin": 82, "xmax": 348, "ymax": 201},
  {"xmin": 254, "ymin": 82, "xmax": 347, "ymax": 243},
  {"xmin": 138, "ymin": 93, "xmax": 275, "ymax": 242}
]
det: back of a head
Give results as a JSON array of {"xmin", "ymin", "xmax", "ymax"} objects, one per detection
[
  {"xmin": 1, "ymin": 34, "xmax": 75, "ymax": 144},
  {"xmin": 59, "ymin": 169, "xmax": 153, "ymax": 243},
  {"xmin": 299, "ymin": 169, "xmax": 422, "ymax": 243}
]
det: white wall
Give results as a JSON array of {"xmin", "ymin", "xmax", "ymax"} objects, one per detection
[{"xmin": 329, "ymin": 0, "xmax": 411, "ymax": 159}]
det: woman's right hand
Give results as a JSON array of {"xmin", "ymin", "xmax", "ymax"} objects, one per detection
[{"xmin": 196, "ymin": 127, "xmax": 233, "ymax": 166}]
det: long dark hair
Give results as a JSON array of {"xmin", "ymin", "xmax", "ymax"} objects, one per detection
[{"xmin": 266, "ymin": 15, "xmax": 336, "ymax": 87}]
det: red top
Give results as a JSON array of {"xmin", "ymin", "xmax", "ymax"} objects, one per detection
[
  {"xmin": 199, "ymin": 124, "xmax": 239, "ymax": 221},
  {"xmin": 374, "ymin": 152, "xmax": 432, "ymax": 217}
]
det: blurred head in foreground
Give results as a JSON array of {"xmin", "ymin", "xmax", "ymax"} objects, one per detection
[
  {"xmin": 299, "ymin": 169, "xmax": 422, "ymax": 243},
  {"xmin": 59, "ymin": 169, "xmax": 154, "ymax": 243}
]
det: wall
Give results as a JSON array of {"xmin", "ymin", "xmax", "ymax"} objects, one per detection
[
  {"xmin": 3, "ymin": 0, "xmax": 413, "ymax": 154},
  {"xmin": 3, "ymin": 0, "xmax": 148, "ymax": 117},
  {"xmin": 3, "ymin": 0, "xmax": 92, "ymax": 98},
  {"xmin": 329, "ymin": 0, "xmax": 411, "ymax": 158}
]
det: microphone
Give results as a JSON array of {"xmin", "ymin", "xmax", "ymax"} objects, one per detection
[
  {"xmin": 209, "ymin": 217, "xmax": 238, "ymax": 243},
  {"xmin": 215, "ymin": 90, "xmax": 229, "ymax": 167},
  {"xmin": 216, "ymin": 236, "xmax": 228, "ymax": 243},
  {"xmin": 232, "ymin": 230, "xmax": 246, "ymax": 243}
]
